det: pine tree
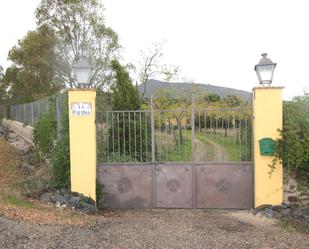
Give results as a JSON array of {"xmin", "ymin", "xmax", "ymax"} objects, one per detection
[{"xmin": 110, "ymin": 60, "xmax": 141, "ymax": 110}]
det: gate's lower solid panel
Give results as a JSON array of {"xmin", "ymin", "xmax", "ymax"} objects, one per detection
[
  {"xmin": 155, "ymin": 164, "xmax": 192, "ymax": 208},
  {"xmin": 97, "ymin": 165, "xmax": 152, "ymax": 208},
  {"xmin": 196, "ymin": 164, "xmax": 253, "ymax": 209}
]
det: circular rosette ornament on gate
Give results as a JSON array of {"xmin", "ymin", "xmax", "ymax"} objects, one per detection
[
  {"xmin": 166, "ymin": 178, "xmax": 181, "ymax": 193},
  {"xmin": 216, "ymin": 178, "xmax": 232, "ymax": 193},
  {"xmin": 117, "ymin": 177, "xmax": 133, "ymax": 193}
]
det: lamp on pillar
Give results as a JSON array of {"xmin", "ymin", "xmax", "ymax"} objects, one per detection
[
  {"xmin": 72, "ymin": 56, "xmax": 93, "ymax": 88},
  {"xmin": 254, "ymin": 53, "xmax": 276, "ymax": 86}
]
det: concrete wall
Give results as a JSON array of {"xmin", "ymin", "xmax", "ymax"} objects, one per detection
[{"xmin": 1, "ymin": 118, "xmax": 34, "ymax": 146}]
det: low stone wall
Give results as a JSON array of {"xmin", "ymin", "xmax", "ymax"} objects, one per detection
[
  {"xmin": 284, "ymin": 177, "xmax": 309, "ymax": 208},
  {"xmin": 1, "ymin": 118, "xmax": 34, "ymax": 146}
]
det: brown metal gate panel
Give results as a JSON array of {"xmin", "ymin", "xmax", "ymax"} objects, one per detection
[
  {"xmin": 97, "ymin": 164, "xmax": 152, "ymax": 208},
  {"xmin": 155, "ymin": 164, "xmax": 192, "ymax": 208},
  {"xmin": 196, "ymin": 163, "xmax": 253, "ymax": 209}
]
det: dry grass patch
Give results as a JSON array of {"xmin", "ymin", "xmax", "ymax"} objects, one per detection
[{"xmin": 0, "ymin": 137, "xmax": 104, "ymax": 225}]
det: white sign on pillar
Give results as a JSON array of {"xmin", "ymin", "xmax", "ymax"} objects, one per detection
[{"xmin": 71, "ymin": 102, "xmax": 92, "ymax": 116}]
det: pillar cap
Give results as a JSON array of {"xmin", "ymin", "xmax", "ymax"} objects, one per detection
[
  {"xmin": 253, "ymin": 86, "xmax": 284, "ymax": 91},
  {"xmin": 68, "ymin": 88, "xmax": 97, "ymax": 92}
]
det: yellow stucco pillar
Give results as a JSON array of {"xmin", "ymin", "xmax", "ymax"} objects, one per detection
[
  {"xmin": 68, "ymin": 89, "xmax": 96, "ymax": 202},
  {"xmin": 253, "ymin": 87, "xmax": 283, "ymax": 207}
]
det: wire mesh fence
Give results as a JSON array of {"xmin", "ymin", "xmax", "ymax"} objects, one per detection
[
  {"xmin": 97, "ymin": 106, "xmax": 253, "ymax": 164},
  {"xmin": 0, "ymin": 105, "xmax": 5, "ymax": 118},
  {"xmin": 8, "ymin": 94, "xmax": 67, "ymax": 139}
]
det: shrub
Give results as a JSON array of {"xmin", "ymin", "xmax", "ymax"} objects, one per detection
[
  {"xmin": 33, "ymin": 99, "xmax": 57, "ymax": 156},
  {"xmin": 272, "ymin": 93, "xmax": 309, "ymax": 174},
  {"xmin": 50, "ymin": 94, "xmax": 71, "ymax": 189},
  {"xmin": 33, "ymin": 93, "xmax": 71, "ymax": 189}
]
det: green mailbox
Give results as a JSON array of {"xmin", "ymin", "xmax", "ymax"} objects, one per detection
[{"xmin": 259, "ymin": 138, "xmax": 276, "ymax": 156}]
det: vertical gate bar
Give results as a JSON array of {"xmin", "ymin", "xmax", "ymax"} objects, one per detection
[
  {"xmin": 176, "ymin": 113, "xmax": 182, "ymax": 161},
  {"xmin": 191, "ymin": 96, "xmax": 195, "ymax": 163},
  {"xmin": 106, "ymin": 113, "xmax": 110, "ymax": 162},
  {"xmin": 112, "ymin": 113, "xmax": 115, "ymax": 162},
  {"xmin": 134, "ymin": 112, "xmax": 137, "ymax": 162},
  {"xmin": 128, "ymin": 113, "xmax": 131, "ymax": 161},
  {"xmin": 171, "ymin": 118, "xmax": 175, "ymax": 159},
  {"xmin": 239, "ymin": 113, "xmax": 242, "ymax": 161},
  {"xmin": 158, "ymin": 113, "xmax": 161, "ymax": 161},
  {"xmin": 221, "ymin": 114, "xmax": 224, "ymax": 161},
  {"xmin": 139, "ymin": 112, "xmax": 142, "ymax": 162},
  {"xmin": 164, "ymin": 114, "xmax": 168, "ymax": 160},
  {"xmin": 228, "ymin": 113, "xmax": 230, "ymax": 160},
  {"xmin": 204, "ymin": 111, "xmax": 207, "ymax": 135},
  {"xmin": 251, "ymin": 113, "xmax": 254, "ymax": 162},
  {"xmin": 150, "ymin": 99, "xmax": 156, "ymax": 208},
  {"xmin": 151, "ymin": 98, "xmax": 155, "ymax": 163},
  {"xmin": 191, "ymin": 96, "xmax": 197, "ymax": 208},
  {"xmin": 245, "ymin": 116, "xmax": 248, "ymax": 161},
  {"xmin": 117, "ymin": 113, "xmax": 120, "ymax": 159},
  {"xmin": 210, "ymin": 113, "xmax": 212, "ymax": 135},
  {"xmin": 98, "ymin": 113, "xmax": 101, "ymax": 163},
  {"xmin": 198, "ymin": 111, "xmax": 201, "ymax": 132},
  {"xmin": 123, "ymin": 112, "xmax": 126, "ymax": 160},
  {"xmin": 145, "ymin": 112, "xmax": 148, "ymax": 161},
  {"xmin": 184, "ymin": 115, "xmax": 187, "ymax": 160},
  {"xmin": 215, "ymin": 115, "xmax": 218, "ymax": 157}
]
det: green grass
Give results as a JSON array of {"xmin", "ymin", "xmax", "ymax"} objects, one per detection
[
  {"xmin": 158, "ymin": 134, "xmax": 192, "ymax": 162},
  {"xmin": 280, "ymin": 220, "xmax": 309, "ymax": 234},
  {"xmin": 1, "ymin": 194, "xmax": 35, "ymax": 209},
  {"xmin": 196, "ymin": 131, "xmax": 251, "ymax": 162},
  {"xmin": 184, "ymin": 131, "xmax": 215, "ymax": 161},
  {"xmin": 202, "ymin": 132, "xmax": 241, "ymax": 161}
]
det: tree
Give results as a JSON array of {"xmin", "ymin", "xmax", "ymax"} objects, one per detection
[
  {"xmin": 110, "ymin": 60, "xmax": 141, "ymax": 110},
  {"xmin": 0, "ymin": 65, "xmax": 3, "ymax": 80},
  {"xmin": 204, "ymin": 93, "xmax": 221, "ymax": 103},
  {"xmin": 36, "ymin": 0, "xmax": 120, "ymax": 88},
  {"xmin": 223, "ymin": 95, "xmax": 242, "ymax": 108},
  {"xmin": 6, "ymin": 25, "xmax": 60, "ymax": 103},
  {"xmin": 137, "ymin": 41, "xmax": 179, "ymax": 99},
  {"xmin": 100, "ymin": 60, "xmax": 150, "ymax": 162}
]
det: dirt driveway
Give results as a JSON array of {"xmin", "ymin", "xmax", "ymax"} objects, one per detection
[{"xmin": 1, "ymin": 209, "xmax": 308, "ymax": 249}]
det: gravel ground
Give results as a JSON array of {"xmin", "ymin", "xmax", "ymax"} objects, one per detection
[{"xmin": 1, "ymin": 209, "xmax": 308, "ymax": 249}]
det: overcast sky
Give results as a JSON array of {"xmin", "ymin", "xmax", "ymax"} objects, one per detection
[{"xmin": 1, "ymin": 0, "xmax": 308, "ymax": 99}]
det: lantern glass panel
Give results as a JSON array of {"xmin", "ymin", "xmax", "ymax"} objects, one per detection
[
  {"xmin": 256, "ymin": 64, "xmax": 275, "ymax": 84},
  {"xmin": 74, "ymin": 67, "xmax": 91, "ymax": 84}
]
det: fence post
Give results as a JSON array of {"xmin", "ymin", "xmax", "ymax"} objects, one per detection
[
  {"xmin": 68, "ymin": 89, "xmax": 97, "ymax": 202},
  {"xmin": 31, "ymin": 102, "xmax": 34, "ymax": 126},
  {"xmin": 56, "ymin": 95, "xmax": 62, "ymax": 140},
  {"xmin": 150, "ymin": 97, "xmax": 155, "ymax": 163},
  {"xmin": 253, "ymin": 87, "xmax": 284, "ymax": 208},
  {"xmin": 191, "ymin": 95, "xmax": 197, "ymax": 208},
  {"xmin": 23, "ymin": 104, "xmax": 26, "ymax": 124},
  {"xmin": 191, "ymin": 95, "xmax": 195, "ymax": 162}
]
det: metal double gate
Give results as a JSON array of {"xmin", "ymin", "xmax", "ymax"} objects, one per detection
[
  {"xmin": 98, "ymin": 163, "xmax": 253, "ymax": 209},
  {"xmin": 97, "ymin": 106, "xmax": 254, "ymax": 209}
]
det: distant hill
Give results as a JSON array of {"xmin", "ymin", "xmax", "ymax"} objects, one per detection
[{"xmin": 138, "ymin": 79, "xmax": 252, "ymax": 101}]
